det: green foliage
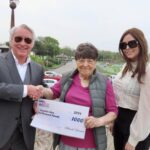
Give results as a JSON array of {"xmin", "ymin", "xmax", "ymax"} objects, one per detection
[
  {"xmin": 30, "ymin": 55, "xmax": 45, "ymax": 67},
  {"xmin": 33, "ymin": 36, "xmax": 60, "ymax": 57},
  {"xmin": 97, "ymin": 62, "xmax": 122, "ymax": 76},
  {"xmin": 60, "ymin": 46, "xmax": 74, "ymax": 57},
  {"xmin": 30, "ymin": 54, "xmax": 62, "ymax": 69},
  {"xmin": 98, "ymin": 50, "xmax": 124, "ymax": 63}
]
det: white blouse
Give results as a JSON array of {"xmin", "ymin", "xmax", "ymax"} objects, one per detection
[{"xmin": 113, "ymin": 68, "xmax": 140, "ymax": 110}]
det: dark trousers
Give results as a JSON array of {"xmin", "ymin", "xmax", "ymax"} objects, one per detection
[
  {"xmin": 1, "ymin": 127, "xmax": 28, "ymax": 150},
  {"xmin": 113, "ymin": 107, "xmax": 150, "ymax": 150}
]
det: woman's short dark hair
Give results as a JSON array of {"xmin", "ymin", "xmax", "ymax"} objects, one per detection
[{"xmin": 75, "ymin": 43, "xmax": 98, "ymax": 60}]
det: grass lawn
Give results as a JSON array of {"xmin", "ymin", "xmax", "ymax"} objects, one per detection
[{"xmin": 97, "ymin": 62, "xmax": 122, "ymax": 77}]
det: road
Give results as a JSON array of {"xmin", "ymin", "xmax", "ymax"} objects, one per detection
[
  {"xmin": 34, "ymin": 60, "xmax": 114, "ymax": 150},
  {"xmin": 53, "ymin": 60, "xmax": 76, "ymax": 75}
]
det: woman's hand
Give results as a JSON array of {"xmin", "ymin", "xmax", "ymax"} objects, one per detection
[
  {"xmin": 85, "ymin": 112, "xmax": 117, "ymax": 129},
  {"xmin": 106, "ymin": 122, "xmax": 114, "ymax": 135},
  {"xmin": 125, "ymin": 143, "xmax": 135, "ymax": 150},
  {"xmin": 84, "ymin": 116, "xmax": 103, "ymax": 128}
]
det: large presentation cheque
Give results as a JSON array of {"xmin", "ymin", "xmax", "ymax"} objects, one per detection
[{"xmin": 31, "ymin": 99, "xmax": 89, "ymax": 139}]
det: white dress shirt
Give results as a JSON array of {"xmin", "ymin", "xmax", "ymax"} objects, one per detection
[{"xmin": 11, "ymin": 50, "xmax": 31, "ymax": 97}]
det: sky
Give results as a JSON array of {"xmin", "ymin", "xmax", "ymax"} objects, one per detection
[{"xmin": 1, "ymin": 0, "xmax": 150, "ymax": 52}]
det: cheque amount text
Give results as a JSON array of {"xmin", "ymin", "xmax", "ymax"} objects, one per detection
[{"xmin": 72, "ymin": 117, "xmax": 84, "ymax": 123}]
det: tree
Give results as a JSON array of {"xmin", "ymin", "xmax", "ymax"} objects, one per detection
[
  {"xmin": 60, "ymin": 46, "xmax": 74, "ymax": 58},
  {"xmin": 98, "ymin": 50, "xmax": 123, "ymax": 63},
  {"xmin": 33, "ymin": 36, "xmax": 60, "ymax": 56}
]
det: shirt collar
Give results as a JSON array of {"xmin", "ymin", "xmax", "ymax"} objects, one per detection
[{"xmin": 11, "ymin": 49, "xmax": 31, "ymax": 65}]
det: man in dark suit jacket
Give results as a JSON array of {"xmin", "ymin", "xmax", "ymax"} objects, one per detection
[{"xmin": 0, "ymin": 24, "xmax": 44, "ymax": 150}]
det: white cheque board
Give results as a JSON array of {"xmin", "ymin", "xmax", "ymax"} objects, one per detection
[{"xmin": 31, "ymin": 99, "xmax": 89, "ymax": 139}]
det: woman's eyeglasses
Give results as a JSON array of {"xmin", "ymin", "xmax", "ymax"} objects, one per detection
[
  {"xmin": 14, "ymin": 36, "xmax": 32, "ymax": 44},
  {"xmin": 119, "ymin": 40, "xmax": 139, "ymax": 51},
  {"xmin": 77, "ymin": 59, "xmax": 95, "ymax": 64}
]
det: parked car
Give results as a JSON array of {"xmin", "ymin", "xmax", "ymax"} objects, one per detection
[
  {"xmin": 43, "ymin": 78, "xmax": 58, "ymax": 88},
  {"xmin": 44, "ymin": 71, "xmax": 62, "ymax": 81}
]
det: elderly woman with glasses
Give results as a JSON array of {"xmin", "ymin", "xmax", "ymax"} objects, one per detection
[
  {"xmin": 41, "ymin": 43, "xmax": 118, "ymax": 150},
  {"xmin": 113, "ymin": 28, "xmax": 150, "ymax": 150}
]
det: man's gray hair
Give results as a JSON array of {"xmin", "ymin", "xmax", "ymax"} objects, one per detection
[{"xmin": 9, "ymin": 24, "xmax": 36, "ymax": 45}]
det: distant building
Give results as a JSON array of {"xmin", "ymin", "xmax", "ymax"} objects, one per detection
[
  {"xmin": 56, "ymin": 53, "xmax": 71, "ymax": 63},
  {"xmin": 0, "ymin": 44, "xmax": 9, "ymax": 53}
]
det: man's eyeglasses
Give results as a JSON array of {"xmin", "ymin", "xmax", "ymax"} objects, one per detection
[
  {"xmin": 119, "ymin": 40, "xmax": 139, "ymax": 51},
  {"xmin": 14, "ymin": 36, "xmax": 33, "ymax": 44}
]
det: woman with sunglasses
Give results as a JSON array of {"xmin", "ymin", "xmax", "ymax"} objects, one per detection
[{"xmin": 112, "ymin": 28, "xmax": 150, "ymax": 150}]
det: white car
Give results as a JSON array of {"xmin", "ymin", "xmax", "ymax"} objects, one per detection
[
  {"xmin": 44, "ymin": 71, "xmax": 62, "ymax": 81},
  {"xmin": 44, "ymin": 71, "xmax": 62, "ymax": 77},
  {"xmin": 43, "ymin": 78, "xmax": 58, "ymax": 88}
]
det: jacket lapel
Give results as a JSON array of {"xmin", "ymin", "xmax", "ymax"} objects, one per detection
[
  {"xmin": 5, "ymin": 52, "xmax": 41, "ymax": 85},
  {"xmin": 29, "ymin": 61, "xmax": 37, "ymax": 85},
  {"xmin": 5, "ymin": 51, "xmax": 22, "ymax": 84}
]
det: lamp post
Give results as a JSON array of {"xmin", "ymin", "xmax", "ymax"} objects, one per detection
[{"xmin": 9, "ymin": 0, "xmax": 19, "ymax": 28}]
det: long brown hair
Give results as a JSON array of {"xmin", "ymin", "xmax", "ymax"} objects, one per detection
[{"xmin": 119, "ymin": 28, "xmax": 149, "ymax": 83}]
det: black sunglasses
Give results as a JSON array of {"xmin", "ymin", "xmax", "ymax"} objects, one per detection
[
  {"xmin": 14, "ymin": 36, "xmax": 32, "ymax": 44},
  {"xmin": 119, "ymin": 40, "xmax": 139, "ymax": 51}
]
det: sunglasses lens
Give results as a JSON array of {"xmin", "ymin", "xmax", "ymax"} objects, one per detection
[
  {"xmin": 24, "ymin": 38, "xmax": 32, "ymax": 44},
  {"xmin": 14, "ymin": 36, "xmax": 32, "ymax": 44},
  {"xmin": 119, "ymin": 42, "xmax": 127, "ymax": 50},
  {"xmin": 119, "ymin": 40, "xmax": 138, "ymax": 50},
  {"xmin": 14, "ymin": 36, "xmax": 22, "ymax": 43},
  {"xmin": 128, "ymin": 40, "xmax": 138, "ymax": 48}
]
